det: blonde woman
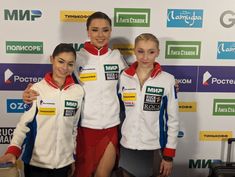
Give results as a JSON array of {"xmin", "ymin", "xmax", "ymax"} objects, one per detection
[{"xmin": 118, "ymin": 33, "xmax": 179, "ymax": 177}]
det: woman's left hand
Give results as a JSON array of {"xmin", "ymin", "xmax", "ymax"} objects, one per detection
[{"xmin": 159, "ymin": 159, "xmax": 173, "ymax": 177}]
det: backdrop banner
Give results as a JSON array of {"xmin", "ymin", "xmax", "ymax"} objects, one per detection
[{"xmin": 1, "ymin": 1, "xmax": 235, "ymax": 177}]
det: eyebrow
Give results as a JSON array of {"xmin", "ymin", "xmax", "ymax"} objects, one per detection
[
  {"xmin": 58, "ymin": 57, "xmax": 65, "ymax": 61},
  {"xmin": 58, "ymin": 57, "xmax": 75, "ymax": 63},
  {"xmin": 90, "ymin": 26, "xmax": 110, "ymax": 29},
  {"xmin": 136, "ymin": 48, "xmax": 157, "ymax": 51}
]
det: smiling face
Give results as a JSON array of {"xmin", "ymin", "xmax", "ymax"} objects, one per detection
[
  {"xmin": 50, "ymin": 51, "xmax": 76, "ymax": 81},
  {"xmin": 134, "ymin": 39, "xmax": 160, "ymax": 68},
  {"xmin": 87, "ymin": 18, "xmax": 112, "ymax": 49}
]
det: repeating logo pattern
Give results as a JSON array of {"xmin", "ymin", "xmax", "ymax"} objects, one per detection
[
  {"xmin": 217, "ymin": 42, "xmax": 235, "ymax": 59},
  {"xmin": 6, "ymin": 41, "xmax": 43, "ymax": 54},
  {"xmin": 167, "ymin": 9, "xmax": 203, "ymax": 28},
  {"xmin": 220, "ymin": 10, "xmax": 235, "ymax": 28},
  {"xmin": 0, "ymin": 64, "xmax": 51, "ymax": 90},
  {"xmin": 213, "ymin": 99, "xmax": 235, "ymax": 116},
  {"xmin": 60, "ymin": 11, "xmax": 94, "ymax": 22},
  {"xmin": 165, "ymin": 41, "xmax": 201, "ymax": 59},
  {"xmin": 6, "ymin": 99, "xmax": 27, "ymax": 113},
  {"xmin": 4, "ymin": 9, "xmax": 42, "ymax": 21},
  {"xmin": 1, "ymin": 4, "xmax": 235, "ymax": 177},
  {"xmin": 0, "ymin": 127, "xmax": 15, "ymax": 144},
  {"xmin": 114, "ymin": 8, "xmax": 150, "ymax": 27}
]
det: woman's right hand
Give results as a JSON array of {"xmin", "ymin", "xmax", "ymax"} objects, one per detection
[
  {"xmin": 23, "ymin": 83, "xmax": 39, "ymax": 104},
  {"xmin": 0, "ymin": 153, "xmax": 16, "ymax": 164}
]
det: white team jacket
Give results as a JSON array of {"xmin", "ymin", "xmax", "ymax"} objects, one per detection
[
  {"xmin": 74, "ymin": 42, "xmax": 127, "ymax": 129},
  {"xmin": 119, "ymin": 62, "xmax": 179, "ymax": 157},
  {"xmin": 6, "ymin": 73, "xmax": 84, "ymax": 169}
]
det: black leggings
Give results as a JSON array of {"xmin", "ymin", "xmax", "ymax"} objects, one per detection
[
  {"xmin": 118, "ymin": 148, "xmax": 162, "ymax": 177},
  {"xmin": 24, "ymin": 163, "xmax": 70, "ymax": 177}
]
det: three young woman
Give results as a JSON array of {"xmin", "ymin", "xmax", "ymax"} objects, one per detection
[{"xmin": 21, "ymin": 12, "xmax": 179, "ymax": 177}]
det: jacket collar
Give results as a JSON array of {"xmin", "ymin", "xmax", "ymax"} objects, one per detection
[
  {"xmin": 124, "ymin": 61, "xmax": 162, "ymax": 78},
  {"xmin": 44, "ymin": 72, "xmax": 75, "ymax": 90},
  {"xmin": 84, "ymin": 42, "xmax": 108, "ymax": 56}
]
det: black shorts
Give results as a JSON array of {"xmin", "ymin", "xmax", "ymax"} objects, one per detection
[{"xmin": 24, "ymin": 163, "xmax": 71, "ymax": 177}]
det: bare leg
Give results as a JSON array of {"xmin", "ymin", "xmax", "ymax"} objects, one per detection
[{"xmin": 95, "ymin": 142, "xmax": 116, "ymax": 177}]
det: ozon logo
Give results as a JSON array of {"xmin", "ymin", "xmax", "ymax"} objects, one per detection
[
  {"xmin": 6, "ymin": 99, "xmax": 27, "ymax": 113},
  {"xmin": 220, "ymin": 10, "xmax": 235, "ymax": 28}
]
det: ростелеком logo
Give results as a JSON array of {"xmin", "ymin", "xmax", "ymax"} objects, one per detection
[
  {"xmin": 198, "ymin": 66, "xmax": 235, "ymax": 93},
  {"xmin": 4, "ymin": 69, "xmax": 14, "ymax": 84},
  {"xmin": 202, "ymin": 71, "xmax": 212, "ymax": 86},
  {"xmin": 0, "ymin": 64, "xmax": 49, "ymax": 91},
  {"xmin": 167, "ymin": 9, "xmax": 203, "ymax": 28}
]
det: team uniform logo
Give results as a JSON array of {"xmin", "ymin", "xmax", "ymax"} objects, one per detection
[
  {"xmin": 79, "ymin": 72, "xmax": 97, "ymax": 82},
  {"xmin": 38, "ymin": 107, "xmax": 56, "ymax": 115},
  {"xmin": 38, "ymin": 99, "xmax": 56, "ymax": 115},
  {"xmin": 122, "ymin": 92, "xmax": 136, "ymax": 107},
  {"xmin": 104, "ymin": 64, "xmax": 119, "ymax": 80},
  {"xmin": 79, "ymin": 67, "xmax": 97, "ymax": 82},
  {"xmin": 64, "ymin": 100, "xmax": 78, "ymax": 117},
  {"xmin": 143, "ymin": 86, "xmax": 164, "ymax": 111}
]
